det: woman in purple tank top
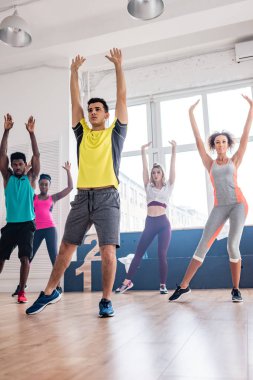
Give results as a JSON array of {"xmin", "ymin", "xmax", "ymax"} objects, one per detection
[
  {"xmin": 12, "ymin": 162, "xmax": 73, "ymax": 297},
  {"xmin": 115, "ymin": 141, "xmax": 176, "ymax": 294}
]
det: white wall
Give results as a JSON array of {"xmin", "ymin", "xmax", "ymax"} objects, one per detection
[
  {"xmin": 0, "ymin": 61, "xmax": 73, "ymax": 292},
  {"xmin": 89, "ymin": 49, "xmax": 253, "ymax": 102}
]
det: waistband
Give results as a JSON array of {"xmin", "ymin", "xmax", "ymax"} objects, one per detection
[
  {"xmin": 7, "ymin": 219, "xmax": 35, "ymax": 225},
  {"xmin": 77, "ymin": 187, "xmax": 117, "ymax": 213},
  {"xmin": 78, "ymin": 186, "xmax": 116, "ymax": 194},
  {"xmin": 147, "ymin": 201, "xmax": 167, "ymax": 208},
  {"xmin": 146, "ymin": 214, "xmax": 169, "ymax": 220}
]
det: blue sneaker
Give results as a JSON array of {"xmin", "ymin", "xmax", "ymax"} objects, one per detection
[
  {"xmin": 56, "ymin": 286, "xmax": 63, "ymax": 294},
  {"xmin": 231, "ymin": 288, "xmax": 243, "ymax": 302},
  {"xmin": 26, "ymin": 289, "xmax": 61, "ymax": 315},
  {"xmin": 99, "ymin": 298, "xmax": 115, "ymax": 318}
]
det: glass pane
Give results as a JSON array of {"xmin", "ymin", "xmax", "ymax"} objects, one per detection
[
  {"xmin": 119, "ymin": 156, "xmax": 147, "ymax": 232},
  {"xmin": 109, "ymin": 104, "xmax": 148, "ymax": 152},
  {"xmin": 161, "ymin": 95, "xmax": 204, "ymax": 145},
  {"xmin": 207, "ymin": 87, "xmax": 252, "ymax": 138},
  {"xmin": 165, "ymin": 151, "xmax": 208, "ymax": 228},
  {"xmin": 237, "ymin": 141, "xmax": 253, "ymax": 225}
]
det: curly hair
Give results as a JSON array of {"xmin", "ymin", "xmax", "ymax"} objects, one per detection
[{"xmin": 208, "ymin": 131, "xmax": 235, "ymax": 151}]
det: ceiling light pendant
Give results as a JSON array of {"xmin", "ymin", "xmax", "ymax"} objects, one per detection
[
  {"xmin": 127, "ymin": 0, "xmax": 164, "ymax": 20},
  {"xmin": 0, "ymin": 9, "xmax": 32, "ymax": 47}
]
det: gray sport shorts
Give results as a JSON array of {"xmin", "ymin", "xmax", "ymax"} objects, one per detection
[{"xmin": 63, "ymin": 187, "xmax": 120, "ymax": 247}]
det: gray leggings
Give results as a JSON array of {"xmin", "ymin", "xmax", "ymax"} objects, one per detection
[{"xmin": 193, "ymin": 202, "xmax": 248, "ymax": 263}]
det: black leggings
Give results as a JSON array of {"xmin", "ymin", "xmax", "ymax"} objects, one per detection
[{"xmin": 31, "ymin": 227, "xmax": 58, "ymax": 265}]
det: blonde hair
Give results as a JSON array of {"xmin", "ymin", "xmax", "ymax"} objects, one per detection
[{"xmin": 150, "ymin": 163, "xmax": 166, "ymax": 186}]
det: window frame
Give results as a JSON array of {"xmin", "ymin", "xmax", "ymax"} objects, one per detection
[{"xmin": 97, "ymin": 78, "xmax": 253, "ymax": 227}]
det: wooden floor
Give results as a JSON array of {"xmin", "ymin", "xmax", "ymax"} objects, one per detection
[{"xmin": 1, "ymin": 289, "xmax": 253, "ymax": 380}]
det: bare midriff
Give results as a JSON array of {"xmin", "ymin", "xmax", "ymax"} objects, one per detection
[{"xmin": 147, "ymin": 205, "xmax": 166, "ymax": 217}]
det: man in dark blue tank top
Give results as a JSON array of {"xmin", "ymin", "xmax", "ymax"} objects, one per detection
[{"xmin": 0, "ymin": 114, "xmax": 40, "ymax": 304}]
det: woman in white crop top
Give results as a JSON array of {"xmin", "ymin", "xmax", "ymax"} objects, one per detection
[{"xmin": 115, "ymin": 140, "xmax": 176, "ymax": 294}]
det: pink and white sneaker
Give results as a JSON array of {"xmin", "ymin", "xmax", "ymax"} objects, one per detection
[{"xmin": 115, "ymin": 281, "xmax": 134, "ymax": 294}]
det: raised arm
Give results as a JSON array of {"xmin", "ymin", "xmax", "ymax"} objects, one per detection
[
  {"xmin": 141, "ymin": 142, "xmax": 151, "ymax": 187},
  {"xmin": 232, "ymin": 95, "xmax": 253, "ymax": 168},
  {"xmin": 24, "ymin": 160, "xmax": 32, "ymax": 175},
  {"xmin": 106, "ymin": 48, "xmax": 128, "ymax": 124},
  {"xmin": 26, "ymin": 116, "xmax": 40, "ymax": 188},
  {"xmin": 168, "ymin": 140, "xmax": 176, "ymax": 186},
  {"xmin": 52, "ymin": 161, "xmax": 73, "ymax": 202},
  {"xmin": 70, "ymin": 55, "xmax": 86, "ymax": 127},
  {"xmin": 0, "ymin": 114, "xmax": 13, "ymax": 185},
  {"xmin": 189, "ymin": 100, "xmax": 213, "ymax": 172}
]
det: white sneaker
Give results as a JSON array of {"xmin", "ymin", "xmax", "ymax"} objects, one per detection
[
  {"xmin": 160, "ymin": 284, "xmax": 168, "ymax": 294},
  {"xmin": 115, "ymin": 281, "xmax": 134, "ymax": 294}
]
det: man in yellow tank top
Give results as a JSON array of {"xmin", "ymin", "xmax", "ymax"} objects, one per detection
[{"xmin": 26, "ymin": 48, "xmax": 128, "ymax": 318}]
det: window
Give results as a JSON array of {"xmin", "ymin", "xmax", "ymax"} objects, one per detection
[
  {"xmin": 165, "ymin": 152, "xmax": 208, "ymax": 228},
  {"xmin": 161, "ymin": 94, "xmax": 208, "ymax": 228},
  {"xmin": 161, "ymin": 95, "xmax": 205, "ymax": 145},
  {"xmin": 125, "ymin": 104, "xmax": 148, "ymax": 152},
  {"xmin": 108, "ymin": 104, "xmax": 149, "ymax": 231},
  {"xmin": 109, "ymin": 104, "xmax": 148, "ymax": 152},
  {"xmin": 207, "ymin": 87, "xmax": 252, "ymax": 138},
  {"xmin": 81, "ymin": 82, "xmax": 253, "ymax": 232},
  {"xmin": 119, "ymin": 155, "xmax": 147, "ymax": 232},
  {"xmin": 237, "ymin": 141, "xmax": 253, "ymax": 225}
]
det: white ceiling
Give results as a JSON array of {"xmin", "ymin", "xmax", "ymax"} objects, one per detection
[{"xmin": 0, "ymin": 0, "xmax": 253, "ymax": 73}]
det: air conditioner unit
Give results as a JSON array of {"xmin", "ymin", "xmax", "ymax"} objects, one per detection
[{"xmin": 235, "ymin": 41, "xmax": 253, "ymax": 63}]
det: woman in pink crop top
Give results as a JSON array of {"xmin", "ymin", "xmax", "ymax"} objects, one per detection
[
  {"xmin": 12, "ymin": 162, "xmax": 73, "ymax": 297},
  {"xmin": 115, "ymin": 141, "xmax": 176, "ymax": 295}
]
